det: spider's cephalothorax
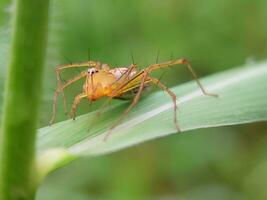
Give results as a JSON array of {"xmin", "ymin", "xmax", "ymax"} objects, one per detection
[{"xmin": 50, "ymin": 59, "xmax": 217, "ymax": 140}]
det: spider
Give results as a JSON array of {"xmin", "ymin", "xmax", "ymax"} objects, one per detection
[{"xmin": 50, "ymin": 58, "xmax": 217, "ymax": 139}]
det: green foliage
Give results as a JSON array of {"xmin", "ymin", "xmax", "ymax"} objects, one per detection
[{"xmin": 0, "ymin": 0, "xmax": 50, "ymax": 199}]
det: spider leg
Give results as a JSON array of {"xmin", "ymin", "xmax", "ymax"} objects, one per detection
[
  {"xmin": 49, "ymin": 70, "xmax": 87, "ymax": 125},
  {"xmin": 148, "ymin": 76, "xmax": 181, "ymax": 132},
  {"xmin": 54, "ymin": 61, "xmax": 100, "ymax": 111},
  {"xmin": 147, "ymin": 58, "xmax": 218, "ymax": 97},
  {"xmin": 70, "ymin": 93, "xmax": 87, "ymax": 120},
  {"xmin": 50, "ymin": 61, "xmax": 101, "ymax": 125},
  {"xmin": 104, "ymin": 71, "xmax": 149, "ymax": 141},
  {"xmin": 56, "ymin": 72, "xmax": 67, "ymax": 114},
  {"xmin": 55, "ymin": 61, "xmax": 101, "ymax": 71}
]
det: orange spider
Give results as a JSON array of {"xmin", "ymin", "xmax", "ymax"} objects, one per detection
[{"xmin": 50, "ymin": 58, "xmax": 217, "ymax": 139}]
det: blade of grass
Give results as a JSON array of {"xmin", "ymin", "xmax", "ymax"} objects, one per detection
[
  {"xmin": 0, "ymin": 0, "xmax": 50, "ymax": 199},
  {"xmin": 37, "ymin": 61, "xmax": 267, "ymax": 175}
]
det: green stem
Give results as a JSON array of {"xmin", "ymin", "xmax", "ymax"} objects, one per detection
[{"xmin": 0, "ymin": 0, "xmax": 50, "ymax": 200}]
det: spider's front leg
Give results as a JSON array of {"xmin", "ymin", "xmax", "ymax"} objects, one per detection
[
  {"xmin": 50, "ymin": 61, "xmax": 100, "ymax": 125},
  {"xmin": 55, "ymin": 61, "xmax": 101, "ymax": 72},
  {"xmin": 49, "ymin": 70, "xmax": 88, "ymax": 125},
  {"xmin": 70, "ymin": 93, "xmax": 87, "ymax": 120},
  {"xmin": 55, "ymin": 61, "xmax": 101, "ymax": 106}
]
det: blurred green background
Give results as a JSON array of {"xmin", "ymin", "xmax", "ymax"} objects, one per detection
[{"xmin": 1, "ymin": 0, "xmax": 267, "ymax": 199}]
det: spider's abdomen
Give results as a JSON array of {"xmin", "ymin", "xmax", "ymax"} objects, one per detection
[{"xmin": 109, "ymin": 67, "xmax": 137, "ymax": 80}]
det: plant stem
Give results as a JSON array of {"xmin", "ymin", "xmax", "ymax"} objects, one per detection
[{"xmin": 0, "ymin": 0, "xmax": 50, "ymax": 200}]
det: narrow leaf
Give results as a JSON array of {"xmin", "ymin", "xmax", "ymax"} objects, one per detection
[{"xmin": 37, "ymin": 61, "xmax": 267, "ymax": 161}]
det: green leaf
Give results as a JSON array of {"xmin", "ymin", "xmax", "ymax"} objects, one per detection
[{"xmin": 37, "ymin": 61, "xmax": 267, "ymax": 172}]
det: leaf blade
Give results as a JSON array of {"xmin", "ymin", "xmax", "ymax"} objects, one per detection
[{"xmin": 38, "ymin": 61, "xmax": 267, "ymax": 157}]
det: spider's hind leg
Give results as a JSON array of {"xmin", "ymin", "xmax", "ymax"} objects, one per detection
[
  {"xmin": 178, "ymin": 59, "xmax": 218, "ymax": 97},
  {"xmin": 103, "ymin": 71, "xmax": 149, "ymax": 141},
  {"xmin": 147, "ymin": 58, "xmax": 218, "ymax": 97},
  {"xmin": 148, "ymin": 76, "xmax": 181, "ymax": 132}
]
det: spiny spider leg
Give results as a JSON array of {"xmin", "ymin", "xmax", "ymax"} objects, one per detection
[
  {"xmin": 70, "ymin": 93, "xmax": 87, "ymax": 120},
  {"xmin": 147, "ymin": 58, "xmax": 218, "ymax": 97},
  {"xmin": 55, "ymin": 61, "xmax": 101, "ymax": 110},
  {"xmin": 104, "ymin": 71, "xmax": 149, "ymax": 141},
  {"xmin": 86, "ymin": 64, "xmax": 138, "ymax": 134},
  {"xmin": 148, "ymin": 76, "xmax": 181, "ymax": 132},
  {"xmin": 50, "ymin": 61, "xmax": 101, "ymax": 125},
  {"xmin": 56, "ymin": 61, "xmax": 101, "ymax": 110},
  {"xmin": 50, "ymin": 70, "xmax": 88, "ymax": 125},
  {"xmin": 55, "ymin": 61, "xmax": 101, "ymax": 71}
]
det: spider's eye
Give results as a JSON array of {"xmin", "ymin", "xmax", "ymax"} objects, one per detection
[{"xmin": 88, "ymin": 68, "xmax": 98, "ymax": 75}]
